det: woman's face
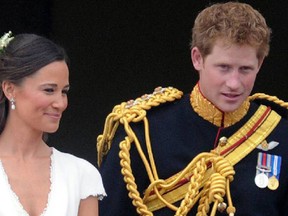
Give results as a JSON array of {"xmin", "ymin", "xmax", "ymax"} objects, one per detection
[{"xmin": 11, "ymin": 61, "xmax": 70, "ymax": 133}]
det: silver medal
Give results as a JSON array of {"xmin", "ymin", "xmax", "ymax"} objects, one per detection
[{"xmin": 254, "ymin": 173, "xmax": 269, "ymax": 188}]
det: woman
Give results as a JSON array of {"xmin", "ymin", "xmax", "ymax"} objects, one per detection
[{"xmin": 0, "ymin": 32, "xmax": 106, "ymax": 216}]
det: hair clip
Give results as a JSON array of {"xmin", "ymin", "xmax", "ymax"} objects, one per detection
[{"xmin": 0, "ymin": 31, "xmax": 14, "ymax": 53}]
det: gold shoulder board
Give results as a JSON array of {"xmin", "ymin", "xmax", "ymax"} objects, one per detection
[{"xmin": 97, "ymin": 86, "xmax": 183, "ymax": 166}]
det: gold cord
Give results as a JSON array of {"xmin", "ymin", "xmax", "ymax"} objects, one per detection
[{"xmin": 249, "ymin": 93, "xmax": 288, "ymax": 109}]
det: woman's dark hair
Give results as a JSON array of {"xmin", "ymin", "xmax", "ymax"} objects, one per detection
[{"xmin": 0, "ymin": 33, "xmax": 69, "ymax": 134}]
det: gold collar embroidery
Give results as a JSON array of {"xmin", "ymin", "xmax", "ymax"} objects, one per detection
[{"xmin": 190, "ymin": 84, "xmax": 250, "ymax": 127}]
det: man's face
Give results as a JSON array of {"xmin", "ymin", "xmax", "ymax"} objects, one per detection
[{"xmin": 191, "ymin": 40, "xmax": 263, "ymax": 112}]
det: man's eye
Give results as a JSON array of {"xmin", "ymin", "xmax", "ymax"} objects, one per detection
[
  {"xmin": 219, "ymin": 65, "xmax": 229, "ymax": 71},
  {"xmin": 240, "ymin": 67, "xmax": 253, "ymax": 73}
]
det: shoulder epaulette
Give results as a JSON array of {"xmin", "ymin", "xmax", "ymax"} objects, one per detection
[{"xmin": 97, "ymin": 86, "xmax": 183, "ymax": 166}]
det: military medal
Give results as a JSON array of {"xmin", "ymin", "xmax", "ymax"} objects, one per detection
[
  {"xmin": 255, "ymin": 152, "xmax": 282, "ymax": 190},
  {"xmin": 254, "ymin": 173, "xmax": 269, "ymax": 188},
  {"xmin": 255, "ymin": 152, "xmax": 270, "ymax": 188},
  {"xmin": 268, "ymin": 176, "xmax": 279, "ymax": 190},
  {"xmin": 267, "ymin": 154, "xmax": 281, "ymax": 190}
]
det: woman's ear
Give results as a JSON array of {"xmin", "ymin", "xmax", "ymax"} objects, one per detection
[
  {"xmin": 191, "ymin": 47, "xmax": 203, "ymax": 71},
  {"xmin": 2, "ymin": 81, "xmax": 15, "ymax": 99}
]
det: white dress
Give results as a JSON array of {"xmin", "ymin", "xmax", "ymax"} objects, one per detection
[{"xmin": 0, "ymin": 147, "xmax": 106, "ymax": 216}]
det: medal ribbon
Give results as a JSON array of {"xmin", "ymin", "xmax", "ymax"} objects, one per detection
[
  {"xmin": 270, "ymin": 154, "xmax": 282, "ymax": 179},
  {"xmin": 256, "ymin": 152, "xmax": 270, "ymax": 176}
]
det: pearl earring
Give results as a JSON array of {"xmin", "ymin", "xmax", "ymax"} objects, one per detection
[{"xmin": 10, "ymin": 98, "xmax": 16, "ymax": 110}]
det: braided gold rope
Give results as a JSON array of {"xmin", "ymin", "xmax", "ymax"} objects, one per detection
[
  {"xmin": 174, "ymin": 152, "xmax": 235, "ymax": 216},
  {"xmin": 118, "ymin": 119, "xmax": 236, "ymax": 216},
  {"xmin": 249, "ymin": 93, "xmax": 288, "ymax": 109},
  {"xmin": 195, "ymin": 154, "xmax": 235, "ymax": 216}
]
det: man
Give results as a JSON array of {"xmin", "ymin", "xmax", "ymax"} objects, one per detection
[{"xmin": 97, "ymin": 2, "xmax": 288, "ymax": 215}]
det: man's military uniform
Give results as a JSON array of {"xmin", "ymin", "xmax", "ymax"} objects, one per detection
[{"xmin": 97, "ymin": 84, "xmax": 288, "ymax": 215}]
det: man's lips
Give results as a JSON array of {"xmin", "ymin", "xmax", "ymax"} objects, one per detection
[
  {"xmin": 223, "ymin": 93, "xmax": 240, "ymax": 97},
  {"xmin": 222, "ymin": 93, "xmax": 242, "ymax": 101}
]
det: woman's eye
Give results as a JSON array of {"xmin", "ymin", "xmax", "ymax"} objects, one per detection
[
  {"xmin": 44, "ymin": 88, "xmax": 55, "ymax": 93},
  {"xmin": 62, "ymin": 89, "xmax": 69, "ymax": 95}
]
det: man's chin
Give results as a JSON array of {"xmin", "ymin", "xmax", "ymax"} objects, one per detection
[{"xmin": 218, "ymin": 103, "xmax": 242, "ymax": 113}]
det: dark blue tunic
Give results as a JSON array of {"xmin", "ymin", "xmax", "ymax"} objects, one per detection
[{"xmin": 99, "ymin": 94, "xmax": 288, "ymax": 215}]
